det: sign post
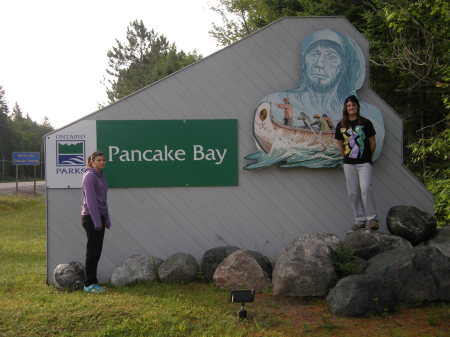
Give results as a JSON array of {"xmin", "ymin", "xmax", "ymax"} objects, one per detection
[{"xmin": 12, "ymin": 152, "xmax": 41, "ymax": 195}]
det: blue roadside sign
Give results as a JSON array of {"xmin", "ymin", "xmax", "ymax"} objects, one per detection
[{"xmin": 12, "ymin": 152, "xmax": 40, "ymax": 165}]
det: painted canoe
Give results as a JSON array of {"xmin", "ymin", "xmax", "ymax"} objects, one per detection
[{"xmin": 253, "ymin": 101, "xmax": 336, "ymax": 153}]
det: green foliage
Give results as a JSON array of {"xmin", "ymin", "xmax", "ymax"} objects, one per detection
[
  {"xmin": 209, "ymin": 0, "xmax": 374, "ymax": 45},
  {"xmin": 332, "ymin": 243, "xmax": 358, "ymax": 279},
  {"xmin": 209, "ymin": 0, "xmax": 304, "ymax": 45},
  {"xmin": 0, "ymin": 86, "xmax": 13, "ymax": 157},
  {"xmin": 105, "ymin": 20, "xmax": 201, "ymax": 103},
  {"xmin": 409, "ymin": 123, "xmax": 449, "ymax": 166},
  {"xmin": 425, "ymin": 303, "xmax": 449, "ymax": 326},
  {"xmin": 10, "ymin": 104, "xmax": 53, "ymax": 152},
  {"xmin": 408, "ymin": 118, "xmax": 450, "ymax": 227}
]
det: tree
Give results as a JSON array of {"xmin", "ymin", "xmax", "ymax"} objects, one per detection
[
  {"xmin": 209, "ymin": 0, "xmax": 256, "ymax": 46},
  {"xmin": 208, "ymin": 0, "xmax": 370, "ymax": 46},
  {"xmin": 364, "ymin": 0, "xmax": 449, "ymax": 145},
  {"xmin": 10, "ymin": 102, "xmax": 53, "ymax": 152},
  {"xmin": 41, "ymin": 116, "xmax": 52, "ymax": 129},
  {"xmin": 12, "ymin": 102, "xmax": 24, "ymax": 121},
  {"xmin": 0, "ymin": 86, "xmax": 13, "ymax": 158},
  {"xmin": 105, "ymin": 20, "xmax": 201, "ymax": 103},
  {"xmin": 408, "ymin": 115, "xmax": 449, "ymax": 227},
  {"xmin": 209, "ymin": 0, "xmax": 302, "ymax": 45}
]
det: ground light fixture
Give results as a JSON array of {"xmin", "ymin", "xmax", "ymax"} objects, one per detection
[{"xmin": 230, "ymin": 289, "xmax": 255, "ymax": 319}]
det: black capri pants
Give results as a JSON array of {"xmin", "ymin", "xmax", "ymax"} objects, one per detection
[{"xmin": 82, "ymin": 215, "xmax": 106, "ymax": 286}]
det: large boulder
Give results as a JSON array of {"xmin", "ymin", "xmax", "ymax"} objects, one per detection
[
  {"xmin": 247, "ymin": 250, "xmax": 273, "ymax": 279},
  {"xmin": 365, "ymin": 246, "xmax": 450, "ymax": 304},
  {"xmin": 158, "ymin": 252, "xmax": 199, "ymax": 283},
  {"xmin": 353, "ymin": 256, "xmax": 369, "ymax": 274},
  {"xmin": 327, "ymin": 274, "xmax": 397, "ymax": 317},
  {"xmin": 272, "ymin": 232, "xmax": 340, "ymax": 297},
  {"xmin": 53, "ymin": 261, "xmax": 85, "ymax": 291},
  {"xmin": 425, "ymin": 226, "xmax": 450, "ymax": 258},
  {"xmin": 213, "ymin": 249, "xmax": 271, "ymax": 293},
  {"xmin": 273, "ymin": 232, "xmax": 341, "ymax": 265},
  {"xmin": 200, "ymin": 245, "xmax": 240, "ymax": 281},
  {"xmin": 111, "ymin": 254, "xmax": 162, "ymax": 287},
  {"xmin": 386, "ymin": 206, "xmax": 437, "ymax": 245},
  {"xmin": 343, "ymin": 230, "xmax": 412, "ymax": 260}
]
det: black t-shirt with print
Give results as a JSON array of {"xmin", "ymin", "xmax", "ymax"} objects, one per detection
[{"xmin": 334, "ymin": 117, "xmax": 376, "ymax": 164}]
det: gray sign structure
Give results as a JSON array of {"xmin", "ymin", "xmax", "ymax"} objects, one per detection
[{"xmin": 45, "ymin": 17, "xmax": 433, "ymax": 284}]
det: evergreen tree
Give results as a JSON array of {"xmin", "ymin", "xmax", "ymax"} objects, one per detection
[
  {"xmin": 10, "ymin": 102, "xmax": 53, "ymax": 152},
  {"xmin": 12, "ymin": 102, "xmax": 24, "ymax": 121},
  {"xmin": 0, "ymin": 86, "xmax": 13, "ymax": 159},
  {"xmin": 105, "ymin": 20, "xmax": 201, "ymax": 103}
]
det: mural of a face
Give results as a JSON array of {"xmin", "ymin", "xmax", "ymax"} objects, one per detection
[
  {"xmin": 305, "ymin": 42, "xmax": 342, "ymax": 90},
  {"xmin": 245, "ymin": 29, "xmax": 385, "ymax": 170}
]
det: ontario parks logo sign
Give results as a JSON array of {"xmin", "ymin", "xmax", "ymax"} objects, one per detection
[{"xmin": 56, "ymin": 140, "xmax": 85, "ymax": 166}]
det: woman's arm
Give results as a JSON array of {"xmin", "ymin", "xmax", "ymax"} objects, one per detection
[
  {"xmin": 369, "ymin": 136, "xmax": 376, "ymax": 158},
  {"xmin": 83, "ymin": 174, "xmax": 103, "ymax": 230},
  {"xmin": 336, "ymin": 139, "xmax": 345, "ymax": 157}
]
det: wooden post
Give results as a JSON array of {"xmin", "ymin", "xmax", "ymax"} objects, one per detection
[
  {"xmin": 15, "ymin": 165, "xmax": 18, "ymax": 194},
  {"xmin": 34, "ymin": 165, "xmax": 37, "ymax": 196}
]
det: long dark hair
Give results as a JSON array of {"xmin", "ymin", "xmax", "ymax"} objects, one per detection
[
  {"xmin": 340, "ymin": 95, "xmax": 362, "ymax": 128},
  {"xmin": 87, "ymin": 150, "xmax": 106, "ymax": 168}
]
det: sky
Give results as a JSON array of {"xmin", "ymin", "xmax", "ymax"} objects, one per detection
[{"xmin": 0, "ymin": 0, "xmax": 222, "ymax": 129}]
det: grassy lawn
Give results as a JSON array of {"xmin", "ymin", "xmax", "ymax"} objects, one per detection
[{"xmin": 0, "ymin": 195, "xmax": 449, "ymax": 337}]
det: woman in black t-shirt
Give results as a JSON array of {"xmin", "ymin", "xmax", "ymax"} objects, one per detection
[{"xmin": 335, "ymin": 95, "xmax": 379, "ymax": 230}]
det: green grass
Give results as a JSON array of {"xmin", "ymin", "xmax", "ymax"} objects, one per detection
[
  {"xmin": 0, "ymin": 196, "xmax": 272, "ymax": 337},
  {"xmin": 0, "ymin": 195, "xmax": 449, "ymax": 337}
]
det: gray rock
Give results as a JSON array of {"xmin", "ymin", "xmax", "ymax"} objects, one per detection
[
  {"xmin": 247, "ymin": 250, "xmax": 273, "ymax": 279},
  {"xmin": 327, "ymin": 274, "xmax": 396, "ymax": 317},
  {"xmin": 272, "ymin": 232, "xmax": 340, "ymax": 297},
  {"xmin": 213, "ymin": 249, "xmax": 271, "ymax": 293},
  {"xmin": 425, "ymin": 226, "xmax": 450, "ymax": 258},
  {"xmin": 365, "ymin": 246, "xmax": 450, "ymax": 304},
  {"xmin": 158, "ymin": 252, "xmax": 199, "ymax": 283},
  {"xmin": 53, "ymin": 261, "xmax": 85, "ymax": 291},
  {"xmin": 273, "ymin": 232, "xmax": 341, "ymax": 266},
  {"xmin": 386, "ymin": 206, "xmax": 437, "ymax": 245},
  {"xmin": 200, "ymin": 245, "xmax": 240, "ymax": 281},
  {"xmin": 343, "ymin": 230, "xmax": 412, "ymax": 260},
  {"xmin": 353, "ymin": 256, "xmax": 369, "ymax": 274},
  {"xmin": 111, "ymin": 254, "xmax": 163, "ymax": 287}
]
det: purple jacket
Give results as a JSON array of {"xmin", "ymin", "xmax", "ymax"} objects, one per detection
[{"xmin": 81, "ymin": 168, "xmax": 112, "ymax": 230}]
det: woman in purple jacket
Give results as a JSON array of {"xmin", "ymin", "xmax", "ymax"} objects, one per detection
[{"xmin": 81, "ymin": 150, "xmax": 112, "ymax": 293}]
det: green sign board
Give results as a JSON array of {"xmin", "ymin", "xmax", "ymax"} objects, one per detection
[{"xmin": 97, "ymin": 120, "xmax": 238, "ymax": 187}]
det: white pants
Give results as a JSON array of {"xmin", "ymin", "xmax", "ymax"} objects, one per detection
[{"xmin": 343, "ymin": 163, "xmax": 377, "ymax": 224}]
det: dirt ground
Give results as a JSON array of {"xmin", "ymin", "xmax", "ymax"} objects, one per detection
[{"xmin": 250, "ymin": 294, "xmax": 450, "ymax": 337}]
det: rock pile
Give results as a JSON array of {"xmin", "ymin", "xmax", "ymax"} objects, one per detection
[{"xmin": 54, "ymin": 205, "xmax": 449, "ymax": 318}]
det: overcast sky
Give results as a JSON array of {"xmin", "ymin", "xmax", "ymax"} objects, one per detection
[{"xmin": 0, "ymin": 0, "xmax": 222, "ymax": 129}]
